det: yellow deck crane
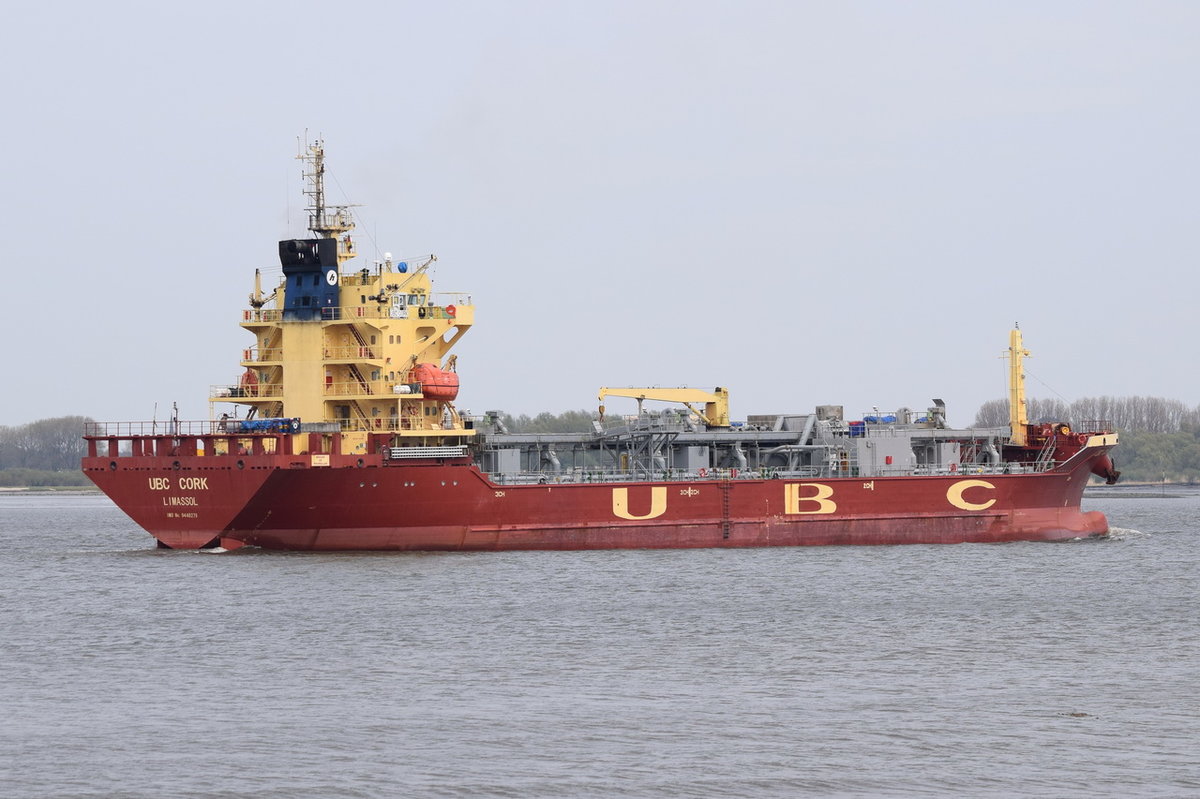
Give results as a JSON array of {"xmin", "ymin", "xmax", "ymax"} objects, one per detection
[{"xmin": 597, "ymin": 386, "xmax": 731, "ymax": 428}]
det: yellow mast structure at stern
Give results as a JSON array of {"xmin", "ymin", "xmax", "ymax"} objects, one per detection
[{"xmin": 1007, "ymin": 326, "xmax": 1030, "ymax": 446}]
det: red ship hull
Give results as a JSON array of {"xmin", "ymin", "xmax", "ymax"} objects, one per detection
[
  {"xmin": 83, "ymin": 146, "xmax": 1116, "ymax": 553},
  {"xmin": 83, "ymin": 444, "xmax": 1112, "ymax": 551}
]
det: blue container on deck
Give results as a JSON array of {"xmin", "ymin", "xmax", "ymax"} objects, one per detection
[{"xmin": 239, "ymin": 418, "xmax": 301, "ymax": 433}]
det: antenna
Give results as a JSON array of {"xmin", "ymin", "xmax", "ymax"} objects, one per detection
[{"xmin": 296, "ymin": 137, "xmax": 358, "ymax": 264}]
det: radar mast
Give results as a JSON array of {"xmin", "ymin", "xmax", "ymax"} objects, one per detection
[{"xmin": 298, "ymin": 137, "xmax": 357, "ymax": 264}]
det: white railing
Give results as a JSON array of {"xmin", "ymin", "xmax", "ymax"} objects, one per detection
[
  {"xmin": 386, "ymin": 446, "xmax": 469, "ymax": 459},
  {"xmin": 209, "ymin": 384, "xmax": 285, "ymax": 399}
]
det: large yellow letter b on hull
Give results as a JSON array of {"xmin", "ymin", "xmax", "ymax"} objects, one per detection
[
  {"xmin": 784, "ymin": 483, "xmax": 837, "ymax": 515},
  {"xmin": 612, "ymin": 487, "xmax": 668, "ymax": 520}
]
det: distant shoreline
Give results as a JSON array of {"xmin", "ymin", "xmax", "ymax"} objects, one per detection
[
  {"xmin": 0, "ymin": 486, "xmax": 101, "ymax": 494},
  {"xmin": 1088, "ymin": 480, "xmax": 1198, "ymax": 488}
]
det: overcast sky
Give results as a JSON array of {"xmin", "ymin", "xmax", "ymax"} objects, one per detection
[{"xmin": 3, "ymin": 1, "xmax": 1197, "ymax": 428}]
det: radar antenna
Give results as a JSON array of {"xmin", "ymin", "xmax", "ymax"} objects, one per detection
[{"xmin": 297, "ymin": 137, "xmax": 357, "ymax": 264}]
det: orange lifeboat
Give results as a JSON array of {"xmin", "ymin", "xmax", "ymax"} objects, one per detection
[{"xmin": 410, "ymin": 362, "xmax": 459, "ymax": 400}]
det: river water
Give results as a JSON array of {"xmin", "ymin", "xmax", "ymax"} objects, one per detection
[{"xmin": 1, "ymin": 488, "xmax": 1197, "ymax": 798}]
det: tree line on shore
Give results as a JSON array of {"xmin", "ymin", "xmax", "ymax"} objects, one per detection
[
  {"xmin": 504, "ymin": 397, "xmax": 1200, "ymax": 483},
  {"xmin": 972, "ymin": 396, "xmax": 1200, "ymax": 483},
  {"xmin": 972, "ymin": 395, "xmax": 1199, "ymax": 434},
  {"xmin": 4, "ymin": 399, "xmax": 1200, "ymax": 485},
  {"xmin": 0, "ymin": 416, "xmax": 92, "ymax": 486}
]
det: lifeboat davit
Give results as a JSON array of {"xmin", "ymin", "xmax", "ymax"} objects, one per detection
[{"xmin": 411, "ymin": 362, "xmax": 459, "ymax": 400}]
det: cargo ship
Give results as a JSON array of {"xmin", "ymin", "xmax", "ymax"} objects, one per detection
[{"xmin": 82, "ymin": 141, "xmax": 1120, "ymax": 551}]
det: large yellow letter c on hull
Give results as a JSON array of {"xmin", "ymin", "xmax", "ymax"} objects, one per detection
[
  {"xmin": 946, "ymin": 479, "xmax": 996, "ymax": 511},
  {"xmin": 612, "ymin": 487, "xmax": 668, "ymax": 520}
]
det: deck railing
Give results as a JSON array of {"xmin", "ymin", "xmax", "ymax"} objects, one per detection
[
  {"xmin": 241, "ymin": 346, "xmax": 284, "ymax": 362},
  {"xmin": 483, "ymin": 461, "xmax": 1053, "ymax": 485},
  {"xmin": 386, "ymin": 446, "xmax": 469, "ymax": 459},
  {"xmin": 209, "ymin": 384, "xmax": 285, "ymax": 399},
  {"xmin": 240, "ymin": 295, "xmax": 472, "ymax": 325},
  {"xmin": 324, "ymin": 380, "xmax": 389, "ymax": 397},
  {"xmin": 85, "ymin": 420, "xmax": 228, "ymax": 437},
  {"xmin": 323, "ymin": 345, "xmax": 379, "ymax": 361},
  {"xmin": 83, "ymin": 417, "xmax": 470, "ymax": 439}
]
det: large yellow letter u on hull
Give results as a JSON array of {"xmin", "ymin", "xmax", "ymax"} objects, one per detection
[{"xmin": 612, "ymin": 487, "xmax": 668, "ymax": 520}]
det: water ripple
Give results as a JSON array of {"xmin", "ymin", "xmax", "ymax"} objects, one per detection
[{"xmin": 1, "ymin": 492, "xmax": 1198, "ymax": 798}]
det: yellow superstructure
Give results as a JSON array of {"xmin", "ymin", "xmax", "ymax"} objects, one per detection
[{"xmin": 209, "ymin": 139, "xmax": 475, "ymax": 454}]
